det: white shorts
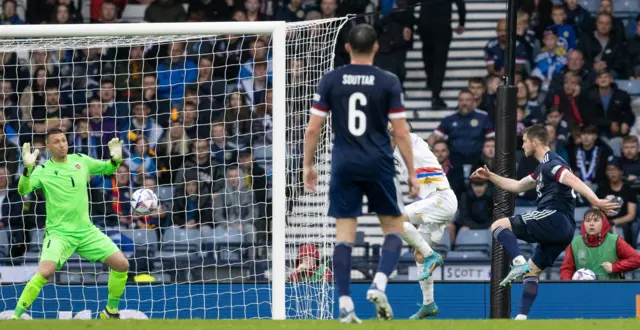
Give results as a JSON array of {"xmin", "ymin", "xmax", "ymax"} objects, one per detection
[{"xmin": 404, "ymin": 189, "xmax": 458, "ymax": 246}]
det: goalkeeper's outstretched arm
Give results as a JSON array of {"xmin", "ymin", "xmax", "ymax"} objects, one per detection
[
  {"xmin": 86, "ymin": 138, "xmax": 124, "ymax": 176},
  {"xmin": 18, "ymin": 143, "xmax": 41, "ymax": 196}
]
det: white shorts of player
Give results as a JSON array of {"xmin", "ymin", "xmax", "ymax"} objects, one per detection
[{"xmin": 404, "ymin": 188, "xmax": 458, "ymax": 246}]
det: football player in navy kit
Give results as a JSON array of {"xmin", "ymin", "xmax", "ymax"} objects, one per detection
[
  {"xmin": 303, "ymin": 23, "xmax": 418, "ymax": 323},
  {"xmin": 472, "ymin": 124, "xmax": 619, "ymax": 320}
]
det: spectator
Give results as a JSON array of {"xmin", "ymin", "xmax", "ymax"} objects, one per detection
[
  {"xmin": 19, "ymin": 66, "xmax": 47, "ymax": 117},
  {"xmin": 56, "ymin": 0, "xmax": 83, "ymax": 23},
  {"xmin": 144, "ymin": 0, "xmax": 187, "ymax": 23},
  {"xmin": 93, "ymin": 164, "xmax": 133, "ymax": 227},
  {"xmin": 180, "ymin": 102, "xmax": 200, "ymax": 139},
  {"xmin": 188, "ymin": 0, "xmax": 233, "ymax": 21},
  {"xmin": 99, "ymin": 78, "xmax": 129, "ymax": 121},
  {"xmin": 212, "ymin": 35, "xmax": 249, "ymax": 82},
  {"xmin": 597, "ymin": 0, "xmax": 626, "ymax": 42},
  {"xmin": 374, "ymin": 0, "xmax": 414, "ymax": 88},
  {"xmin": 547, "ymin": 5, "xmax": 576, "ymax": 52},
  {"xmin": 90, "ymin": 0, "xmax": 126, "ymax": 23},
  {"xmin": 547, "ymin": 50, "xmax": 594, "ymax": 98},
  {"xmin": 516, "ymin": 10, "xmax": 536, "ymax": 65},
  {"xmin": 87, "ymin": 97, "xmax": 117, "ymax": 159},
  {"xmin": 196, "ymin": 56, "xmax": 224, "ymax": 105},
  {"xmin": 516, "ymin": 107, "xmax": 527, "ymax": 136},
  {"xmin": 251, "ymin": 89, "xmax": 273, "ymax": 151},
  {"xmin": 415, "ymin": 0, "xmax": 465, "ymax": 109},
  {"xmin": 0, "ymin": 128, "xmax": 18, "ymax": 175},
  {"xmin": 483, "ymin": 75, "xmax": 501, "ymax": 122},
  {"xmin": 71, "ymin": 119, "xmax": 101, "ymax": 159},
  {"xmin": 545, "ymin": 106, "xmax": 570, "ymax": 142},
  {"xmin": 97, "ymin": 0, "xmax": 121, "ymax": 23},
  {"xmin": 586, "ymin": 70, "xmax": 633, "ymax": 147},
  {"xmin": 525, "ymin": 76, "xmax": 544, "ymax": 106},
  {"xmin": 275, "ymin": 0, "xmax": 306, "ymax": 22},
  {"xmin": 60, "ymin": 64, "xmax": 100, "ymax": 115},
  {"xmin": 546, "ymin": 123, "xmax": 569, "ymax": 161},
  {"xmin": 238, "ymin": 38, "xmax": 272, "ymax": 105},
  {"xmin": 180, "ymin": 139, "xmax": 225, "ymax": 191},
  {"xmin": 577, "ymin": 13, "xmax": 625, "ymax": 78},
  {"xmin": 211, "ymin": 122, "xmax": 238, "ymax": 166},
  {"xmin": 563, "ymin": 0, "xmax": 593, "ymax": 39},
  {"xmin": 0, "ymin": 0, "xmax": 23, "ymax": 25},
  {"xmin": 429, "ymin": 90, "xmax": 495, "ymax": 167},
  {"xmin": 213, "ymin": 166, "xmax": 256, "ymax": 241},
  {"xmin": 432, "ymin": 140, "xmax": 465, "ymax": 198},
  {"xmin": 115, "ymin": 46, "xmax": 153, "ymax": 102},
  {"xmin": 156, "ymin": 120, "xmax": 190, "ymax": 185},
  {"xmin": 596, "ymin": 157, "xmax": 638, "ymax": 246},
  {"xmin": 0, "ymin": 81, "xmax": 19, "ymax": 131},
  {"xmin": 224, "ymin": 89, "xmax": 252, "ymax": 145},
  {"xmin": 51, "ymin": 4, "xmax": 71, "ymax": 24},
  {"xmin": 156, "ymin": 41, "xmax": 198, "ymax": 103},
  {"xmin": 289, "ymin": 244, "xmax": 333, "ymax": 282},
  {"xmin": 473, "ymin": 138, "xmax": 495, "ymax": 172},
  {"xmin": 467, "ymin": 77, "xmax": 489, "ymax": 112},
  {"xmin": 517, "ymin": 80, "xmax": 543, "ymax": 125},
  {"xmin": 519, "ymin": 0, "xmax": 554, "ymax": 40},
  {"xmin": 245, "ymin": 0, "xmax": 270, "ymax": 21},
  {"xmin": 532, "ymin": 27, "xmax": 567, "ymax": 93},
  {"xmin": 626, "ymin": 15, "xmax": 640, "ymax": 79},
  {"xmin": 124, "ymin": 102, "xmax": 164, "ymax": 150},
  {"xmin": 172, "ymin": 170, "xmax": 213, "ymax": 228},
  {"xmin": 620, "ymin": 135, "xmax": 640, "ymax": 180},
  {"xmin": 484, "ymin": 18, "xmax": 527, "ymax": 76},
  {"xmin": 457, "ymin": 178, "xmax": 494, "ymax": 231},
  {"xmin": 549, "ymin": 71, "xmax": 587, "ymax": 130},
  {"xmin": 140, "ymin": 74, "xmax": 172, "ymax": 127},
  {"xmin": 560, "ymin": 208, "xmax": 640, "ymax": 279},
  {"xmin": 237, "ymin": 146, "xmax": 269, "ymax": 236},
  {"xmin": 320, "ymin": 0, "xmax": 337, "ymax": 19},
  {"xmin": 0, "ymin": 167, "xmax": 24, "ymax": 230},
  {"xmin": 569, "ymin": 124, "xmax": 612, "ymax": 185},
  {"xmin": 125, "ymin": 136, "xmax": 157, "ymax": 185},
  {"xmin": 30, "ymin": 81, "xmax": 73, "ymax": 135}
]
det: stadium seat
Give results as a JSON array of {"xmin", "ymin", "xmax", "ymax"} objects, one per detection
[
  {"xmin": 436, "ymin": 229, "xmax": 452, "ymax": 253},
  {"xmin": 616, "ymin": 80, "xmax": 640, "ymax": 95},
  {"xmin": 160, "ymin": 228, "xmax": 203, "ymax": 263},
  {"xmin": 355, "ymin": 231, "xmax": 365, "ymax": 245},
  {"xmin": 23, "ymin": 229, "xmax": 46, "ymax": 263},
  {"xmin": 445, "ymin": 251, "xmax": 490, "ymax": 262},
  {"xmin": 574, "ymin": 206, "xmax": 590, "ymax": 222},
  {"xmin": 0, "ymin": 230, "xmax": 9, "ymax": 263},
  {"xmin": 454, "ymin": 229, "xmax": 492, "ymax": 253},
  {"xmin": 579, "ymin": 0, "xmax": 599, "ymax": 11},
  {"xmin": 615, "ymin": 226, "xmax": 625, "ymax": 240},
  {"xmin": 613, "ymin": 0, "xmax": 640, "ymax": 13},
  {"xmin": 518, "ymin": 240, "xmax": 534, "ymax": 259}
]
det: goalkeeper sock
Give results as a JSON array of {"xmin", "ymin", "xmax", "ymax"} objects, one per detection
[
  {"xmin": 14, "ymin": 272, "xmax": 48, "ymax": 318},
  {"xmin": 333, "ymin": 242, "xmax": 353, "ymax": 300},
  {"xmin": 401, "ymin": 222, "xmax": 433, "ymax": 257},
  {"xmin": 493, "ymin": 226, "xmax": 523, "ymax": 261},
  {"xmin": 373, "ymin": 232, "xmax": 403, "ymax": 292},
  {"xmin": 107, "ymin": 269, "xmax": 128, "ymax": 311},
  {"xmin": 519, "ymin": 276, "xmax": 539, "ymax": 316}
]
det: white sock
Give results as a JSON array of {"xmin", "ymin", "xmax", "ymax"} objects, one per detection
[
  {"xmin": 339, "ymin": 295, "xmax": 354, "ymax": 312},
  {"xmin": 402, "ymin": 222, "xmax": 433, "ymax": 257},
  {"xmin": 372, "ymin": 272, "xmax": 388, "ymax": 292},
  {"xmin": 417, "ymin": 262, "xmax": 435, "ymax": 305},
  {"xmin": 514, "ymin": 314, "xmax": 528, "ymax": 320},
  {"xmin": 513, "ymin": 256, "xmax": 526, "ymax": 266}
]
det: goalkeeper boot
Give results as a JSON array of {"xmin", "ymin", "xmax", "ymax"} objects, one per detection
[
  {"xmin": 409, "ymin": 302, "xmax": 440, "ymax": 320},
  {"xmin": 99, "ymin": 307, "xmax": 120, "ymax": 319},
  {"xmin": 419, "ymin": 252, "xmax": 444, "ymax": 281},
  {"xmin": 499, "ymin": 263, "xmax": 532, "ymax": 287},
  {"xmin": 338, "ymin": 308, "xmax": 362, "ymax": 324},
  {"xmin": 9, "ymin": 315, "xmax": 19, "ymax": 320},
  {"xmin": 366, "ymin": 284, "xmax": 393, "ymax": 320}
]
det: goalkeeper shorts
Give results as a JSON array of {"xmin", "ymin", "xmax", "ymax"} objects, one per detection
[{"xmin": 40, "ymin": 226, "xmax": 120, "ymax": 269}]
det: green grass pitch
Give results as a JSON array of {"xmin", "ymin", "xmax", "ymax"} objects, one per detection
[{"xmin": 1, "ymin": 319, "xmax": 639, "ymax": 330}]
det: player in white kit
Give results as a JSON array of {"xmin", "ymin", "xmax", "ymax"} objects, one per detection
[{"xmin": 388, "ymin": 122, "xmax": 458, "ymax": 319}]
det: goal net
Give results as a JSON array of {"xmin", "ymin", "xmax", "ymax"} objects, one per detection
[{"xmin": 0, "ymin": 18, "xmax": 347, "ymax": 320}]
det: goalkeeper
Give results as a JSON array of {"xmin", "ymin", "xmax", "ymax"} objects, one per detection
[{"xmin": 12, "ymin": 129, "xmax": 128, "ymax": 320}]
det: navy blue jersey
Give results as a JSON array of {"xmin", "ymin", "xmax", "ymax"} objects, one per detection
[
  {"xmin": 528, "ymin": 151, "xmax": 576, "ymax": 216},
  {"xmin": 484, "ymin": 38, "xmax": 528, "ymax": 72},
  {"xmin": 311, "ymin": 65, "xmax": 405, "ymax": 180},
  {"xmin": 434, "ymin": 110, "xmax": 494, "ymax": 164}
]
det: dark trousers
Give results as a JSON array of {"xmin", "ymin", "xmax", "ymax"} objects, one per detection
[
  {"xmin": 374, "ymin": 50, "xmax": 408, "ymax": 89},
  {"xmin": 418, "ymin": 25, "xmax": 452, "ymax": 98}
]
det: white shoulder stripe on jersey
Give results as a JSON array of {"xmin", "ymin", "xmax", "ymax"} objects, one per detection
[
  {"xmin": 551, "ymin": 165, "xmax": 562, "ymax": 175},
  {"xmin": 558, "ymin": 169, "xmax": 568, "ymax": 184},
  {"xmin": 388, "ymin": 112, "xmax": 407, "ymax": 119},
  {"xmin": 310, "ymin": 108, "xmax": 328, "ymax": 117}
]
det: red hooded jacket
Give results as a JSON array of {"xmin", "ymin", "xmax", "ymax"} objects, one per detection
[
  {"xmin": 560, "ymin": 214, "xmax": 640, "ymax": 279},
  {"xmin": 288, "ymin": 244, "xmax": 333, "ymax": 282}
]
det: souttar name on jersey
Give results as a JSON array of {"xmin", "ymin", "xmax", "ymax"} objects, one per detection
[{"xmin": 342, "ymin": 75, "xmax": 375, "ymax": 85}]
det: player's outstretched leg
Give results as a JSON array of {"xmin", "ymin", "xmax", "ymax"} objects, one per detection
[
  {"xmin": 410, "ymin": 251, "xmax": 439, "ymax": 320},
  {"xmin": 491, "ymin": 218, "xmax": 530, "ymax": 286},
  {"xmin": 367, "ymin": 216, "xmax": 403, "ymax": 320},
  {"xmin": 401, "ymin": 222, "xmax": 443, "ymax": 281},
  {"xmin": 12, "ymin": 261, "xmax": 56, "ymax": 319},
  {"xmin": 100, "ymin": 252, "xmax": 130, "ymax": 320}
]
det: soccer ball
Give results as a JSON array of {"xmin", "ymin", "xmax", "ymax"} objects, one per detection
[
  {"xmin": 131, "ymin": 189, "xmax": 159, "ymax": 215},
  {"xmin": 572, "ymin": 268, "xmax": 596, "ymax": 280}
]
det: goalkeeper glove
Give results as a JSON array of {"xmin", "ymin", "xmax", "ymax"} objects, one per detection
[
  {"xmin": 108, "ymin": 138, "xmax": 124, "ymax": 163},
  {"xmin": 22, "ymin": 143, "xmax": 40, "ymax": 176}
]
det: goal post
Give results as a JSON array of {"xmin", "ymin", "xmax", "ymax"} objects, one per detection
[{"xmin": 0, "ymin": 18, "xmax": 347, "ymax": 320}]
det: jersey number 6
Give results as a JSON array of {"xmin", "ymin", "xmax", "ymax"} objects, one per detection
[{"xmin": 348, "ymin": 92, "xmax": 367, "ymax": 136}]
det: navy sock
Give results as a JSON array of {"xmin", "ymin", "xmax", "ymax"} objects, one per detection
[
  {"xmin": 333, "ymin": 242, "xmax": 353, "ymax": 297},
  {"xmin": 493, "ymin": 227, "xmax": 523, "ymax": 260},
  {"xmin": 519, "ymin": 276, "xmax": 539, "ymax": 316},
  {"xmin": 377, "ymin": 233, "xmax": 403, "ymax": 276}
]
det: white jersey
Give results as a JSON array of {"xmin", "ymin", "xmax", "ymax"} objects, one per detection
[{"xmin": 394, "ymin": 133, "xmax": 450, "ymax": 199}]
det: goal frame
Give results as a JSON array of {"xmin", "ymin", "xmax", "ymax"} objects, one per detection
[{"xmin": 0, "ymin": 21, "xmax": 289, "ymax": 320}]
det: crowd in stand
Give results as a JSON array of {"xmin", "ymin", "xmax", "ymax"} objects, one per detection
[
  {"xmin": 0, "ymin": 0, "xmax": 374, "ymax": 260},
  {"xmin": 428, "ymin": 0, "xmax": 640, "ymax": 256}
]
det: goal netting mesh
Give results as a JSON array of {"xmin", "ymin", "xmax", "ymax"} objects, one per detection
[{"xmin": 0, "ymin": 18, "xmax": 347, "ymax": 320}]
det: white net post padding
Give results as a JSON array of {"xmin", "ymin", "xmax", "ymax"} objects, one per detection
[{"xmin": 0, "ymin": 19, "xmax": 347, "ymax": 320}]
